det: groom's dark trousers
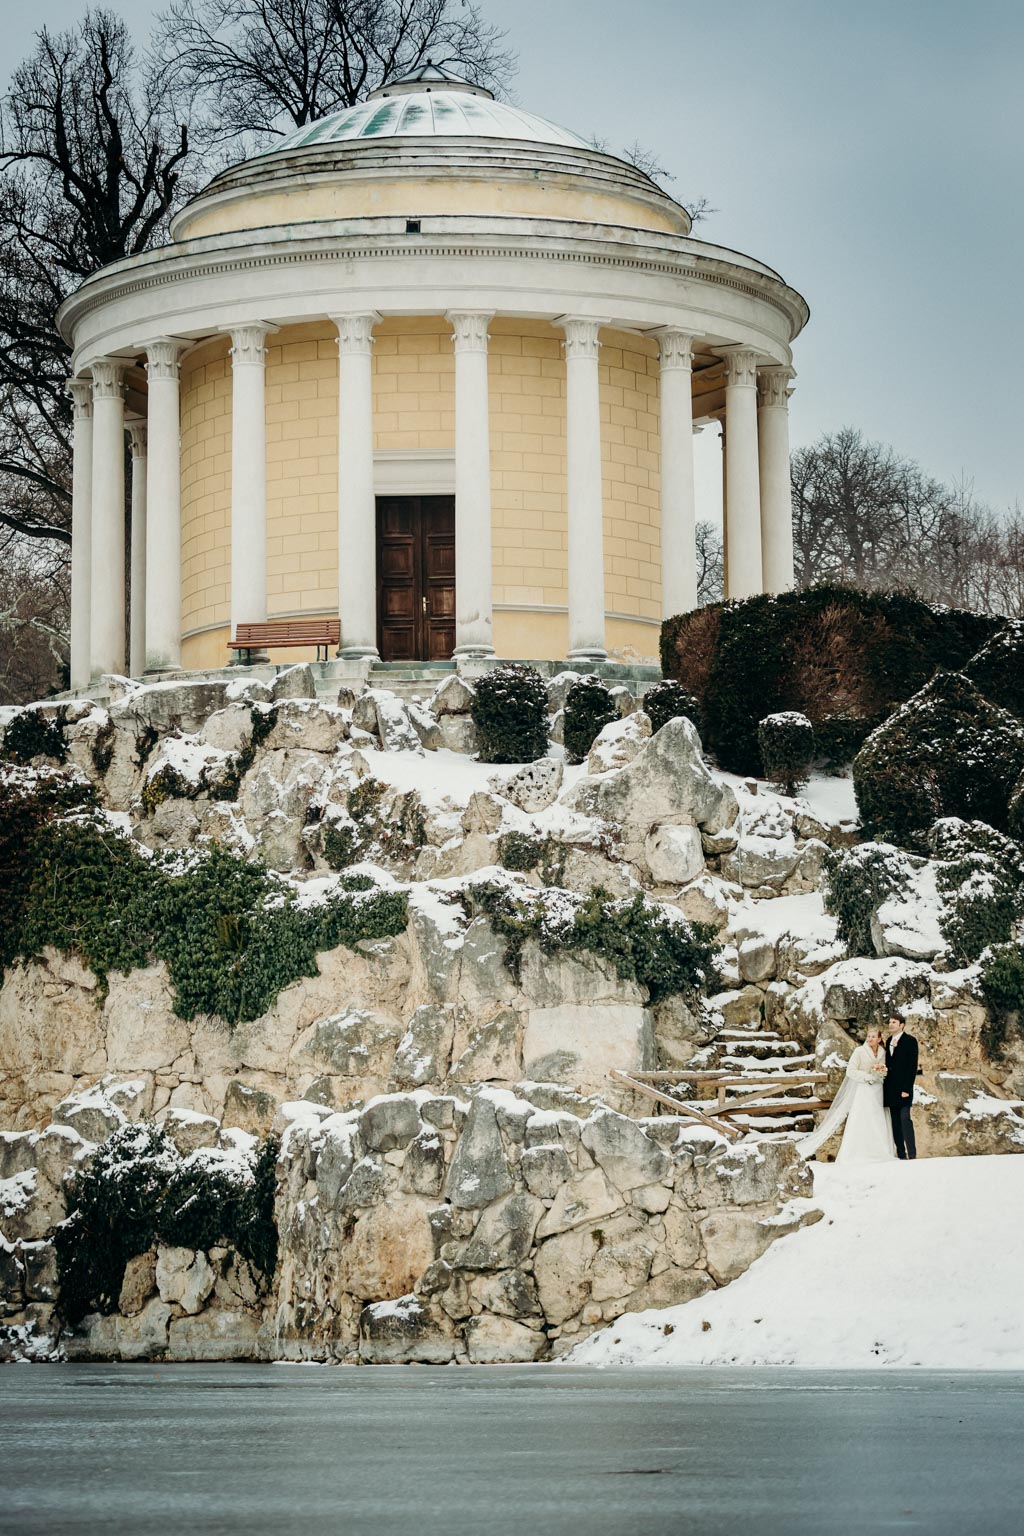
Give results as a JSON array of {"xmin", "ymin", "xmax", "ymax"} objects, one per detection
[{"xmin": 884, "ymin": 1032, "xmax": 919, "ymax": 1159}]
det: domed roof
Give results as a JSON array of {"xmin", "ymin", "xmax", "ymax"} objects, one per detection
[{"xmin": 258, "ymin": 65, "xmax": 590, "ymax": 158}]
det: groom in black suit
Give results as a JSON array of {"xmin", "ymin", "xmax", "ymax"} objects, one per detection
[{"xmin": 884, "ymin": 1015, "xmax": 919, "ymax": 1159}]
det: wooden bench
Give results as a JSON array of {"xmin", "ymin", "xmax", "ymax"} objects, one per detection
[{"xmin": 230, "ymin": 619, "xmax": 341, "ymax": 662}]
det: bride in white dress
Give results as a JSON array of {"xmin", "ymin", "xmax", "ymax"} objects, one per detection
[{"xmin": 798, "ymin": 1026, "xmax": 897, "ymax": 1164}]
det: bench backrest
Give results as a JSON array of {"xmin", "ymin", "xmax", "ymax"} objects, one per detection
[{"xmin": 233, "ymin": 619, "xmax": 341, "ymax": 645}]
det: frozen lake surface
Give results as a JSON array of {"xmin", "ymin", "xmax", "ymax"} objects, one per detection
[{"xmin": 2, "ymin": 1364, "xmax": 1023, "ymax": 1535}]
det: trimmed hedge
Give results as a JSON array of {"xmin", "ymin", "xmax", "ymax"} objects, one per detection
[
  {"xmin": 853, "ymin": 672, "xmax": 1024, "ymax": 848},
  {"xmin": 979, "ymin": 942, "xmax": 1024, "ymax": 1057},
  {"xmin": 824, "ymin": 842, "xmax": 914, "ymax": 956},
  {"xmin": 55, "ymin": 1124, "xmax": 278, "ymax": 1324},
  {"xmin": 758, "ymin": 711, "xmax": 814, "ymax": 796},
  {"xmin": 929, "ymin": 819, "xmax": 1024, "ymax": 965},
  {"xmin": 1, "ymin": 707, "xmax": 68, "ymax": 765},
  {"xmin": 660, "ymin": 585, "xmax": 1000, "ymax": 774},
  {"xmin": 471, "ymin": 663, "xmax": 548, "ymax": 764},
  {"xmin": 564, "ymin": 677, "xmax": 617, "ymax": 765},
  {"xmin": 642, "ymin": 680, "xmax": 700, "ymax": 736},
  {"xmin": 963, "ymin": 620, "xmax": 1024, "ymax": 721}
]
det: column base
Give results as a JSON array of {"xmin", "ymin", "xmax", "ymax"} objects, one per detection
[
  {"xmin": 453, "ymin": 642, "xmax": 496, "ymax": 659},
  {"xmin": 567, "ymin": 646, "xmax": 608, "ymax": 664},
  {"xmin": 339, "ymin": 644, "xmax": 380, "ymax": 661}
]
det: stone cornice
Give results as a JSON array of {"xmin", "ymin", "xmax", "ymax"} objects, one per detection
[{"xmin": 58, "ymin": 221, "xmax": 809, "ymax": 351}]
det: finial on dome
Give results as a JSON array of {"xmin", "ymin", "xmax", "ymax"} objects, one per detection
[{"xmin": 368, "ymin": 59, "xmax": 494, "ymax": 101}]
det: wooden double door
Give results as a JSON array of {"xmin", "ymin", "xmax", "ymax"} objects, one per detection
[{"xmin": 376, "ymin": 496, "xmax": 456, "ymax": 662}]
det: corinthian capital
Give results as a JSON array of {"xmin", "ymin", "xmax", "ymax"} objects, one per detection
[
  {"xmin": 128, "ymin": 423, "xmax": 148, "ymax": 458},
  {"xmin": 145, "ymin": 339, "xmax": 183, "ymax": 382},
  {"xmin": 447, "ymin": 311, "xmax": 493, "ymax": 352},
  {"xmin": 66, "ymin": 377, "xmax": 92, "ymax": 420},
  {"xmin": 557, "ymin": 316, "xmax": 604, "ymax": 360},
  {"xmin": 90, "ymin": 359, "xmax": 125, "ymax": 399},
  {"xmin": 332, "ymin": 312, "xmax": 381, "ymax": 355},
  {"xmin": 757, "ymin": 366, "xmax": 796, "ymax": 409},
  {"xmin": 655, "ymin": 328, "xmax": 695, "ymax": 372},
  {"xmin": 723, "ymin": 348, "xmax": 759, "ymax": 389},
  {"xmin": 229, "ymin": 323, "xmax": 273, "ymax": 366}
]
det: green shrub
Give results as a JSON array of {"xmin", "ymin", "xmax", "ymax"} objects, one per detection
[
  {"xmin": 498, "ymin": 831, "xmax": 545, "ymax": 871},
  {"xmin": 642, "ymin": 680, "xmax": 700, "ymax": 736},
  {"xmin": 979, "ymin": 942, "xmax": 1024, "ymax": 1058},
  {"xmin": 758, "ymin": 711, "xmax": 814, "ymax": 796},
  {"xmin": 963, "ymin": 620, "xmax": 1024, "ymax": 721},
  {"xmin": 2, "ymin": 707, "xmax": 68, "ymax": 764},
  {"xmin": 90, "ymin": 716, "xmax": 116, "ymax": 776},
  {"xmin": 564, "ymin": 677, "xmax": 617, "ymax": 765},
  {"xmin": 322, "ymin": 819, "xmax": 361, "ymax": 870},
  {"xmin": 1010, "ymin": 770, "xmax": 1024, "ymax": 842},
  {"xmin": 54, "ymin": 1124, "xmax": 279, "ymax": 1324},
  {"xmin": 853, "ymin": 672, "xmax": 1024, "ymax": 847},
  {"xmin": 660, "ymin": 584, "xmax": 1001, "ymax": 774},
  {"xmin": 471, "ymin": 663, "xmax": 548, "ymax": 763},
  {"xmin": 0, "ymin": 781, "xmax": 408, "ymax": 1024},
  {"xmin": 460, "ymin": 879, "xmax": 720, "ymax": 1004},
  {"xmin": 929, "ymin": 819, "xmax": 1024, "ymax": 964},
  {"xmin": 814, "ymin": 712, "xmax": 882, "ymax": 772},
  {"xmin": 824, "ymin": 842, "xmax": 915, "ymax": 955}
]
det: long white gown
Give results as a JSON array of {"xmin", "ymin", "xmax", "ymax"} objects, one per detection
[{"xmin": 797, "ymin": 1043, "xmax": 897, "ymax": 1164}]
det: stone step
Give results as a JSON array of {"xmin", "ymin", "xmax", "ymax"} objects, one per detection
[{"xmin": 718, "ymin": 1039, "xmax": 805, "ymax": 1058}]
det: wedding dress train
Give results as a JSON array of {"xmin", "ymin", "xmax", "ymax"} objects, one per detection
[{"xmin": 797, "ymin": 1043, "xmax": 897, "ymax": 1164}]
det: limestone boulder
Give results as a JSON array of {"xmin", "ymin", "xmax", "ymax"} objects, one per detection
[
  {"xmin": 359, "ymin": 1095, "xmax": 422, "ymax": 1154},
  {"xmin": 265, "ymin": 700, "xmax": 347, "ymax": 754},
  {"xmin": 587, "ymin": 713, "xmax": 650, "ymax": 775},
  {"xmin": 444, "ymin": 1095, "xmax": 513, "ymax": 1209},
  {"xmin": 645, "ymin": 823, "xmax": 705, "ymax": 885},
  {"xmin": 519, "ymin": 1143, "xmax": 573, "ymax": 1199},
  {"xmin": 103, "ymin": 966, "xmax": 187, "ymax": 1073},
  {"xmin": 339, "ymin": 1198, "xmax": 435, "ymax": 1300},
  {"xmin": 522, "ymin": 1003, "xmax": 654, "ymax": 1097},
  {"xmin": 580, "ymin": 1108, "xmax": 671, "ymax": 1192},
  {"xmin": 465, "ymin": 1314, "xmax": 545, "ymax": 1363},
  {"xmin": 536, "ymin": 1167, "xmax": 623, "ymax": 1239},
  {"xmin": 115, "ymin": 1298, "xmax": 173, "ymax": 1361},
  {"xmin": 359, "ymin": 1295, "xmax": 457, "ymax": 1364},
  {"xmin": 430, "ymin": 674, "xmax": 476, "ymax": 717},
  {"xmin": 222, "ymin": 1081, "xmax": 278, "ymax": 1137},
  {"xmin": 155, "ymin": 1245, "xmax": 217, "ymax": 1314},
  {"xmin": 436, "ymin": 715, "xmax": 478, "ymax": 754},
  {"xmin": 118, "ymin": 1250, "xmax": 157, "ymax": 1316},
  {"xmin": 390, "ymin": 1005, "xmax": 456, "ymax": 1089},
  {"xmin": 457, "ymin": 1190, "xmax": 545, "ymax": 1271},
  {"xmin": 200, "ymin": 704, "xmax": 255, "ymax": 755},
  {"xmin": 490, "ymin": 757, "xmax": 563, "ymax": 813},
  {"xmin": 167, "ymin": 1308, "xmax": 261, "ymax": 1361},
  {"xmin": 270, "ymin": 664, "xmax": 316, "ymax": 701}
]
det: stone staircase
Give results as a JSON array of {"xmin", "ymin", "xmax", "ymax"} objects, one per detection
[
  {"xmin": 364, "ymin": 661, "xmax": 456, "ymax": 705},
  {"xmin": 684, "ymin": 1024, "xmax": 825, "ymax": 1137}
]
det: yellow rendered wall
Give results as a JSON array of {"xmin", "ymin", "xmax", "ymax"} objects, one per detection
[
  {"xmin": 180, "ymin": 337, "xmax": 232, "ymax": 640},
  {"xmin": 488, "ymin": 319, "xmax": 567, "ymax": 613},
  {"xmin": 178, "ymin": 318, "xmax": 664, "ymax": 663},
  {"xmin": 373, "ymin": 315, "xmax": 455, "ymax": 450},
  {"xmin": 178, "ymin": 178, "xmax": 684, "ymax": 241},
  {"xmin": 265, "ymin": 322, "xmax": 339, "ymax": 617},
  {"xmin": 600, "ymin": 329, "xmax": 662, "ymax": 623}
]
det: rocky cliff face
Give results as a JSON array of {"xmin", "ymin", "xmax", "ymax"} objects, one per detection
[{"xmin": 1, "ymin": 663, "xmax": 1022, "ymax": 1363}]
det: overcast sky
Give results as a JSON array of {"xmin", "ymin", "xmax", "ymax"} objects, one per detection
[{"xmin": 7, "ymin": 0, "xmax": 1023, "ymax": 514}]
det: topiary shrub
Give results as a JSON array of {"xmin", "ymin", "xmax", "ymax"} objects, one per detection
[
  {"xmin": 563, "ymin": 677, "xmax": 617, "ymax": 765},
  {"xmin": 460, "ymin": 878, "xmax": 720, "ymax": 1003},
  {"xmin": 2, "ymin": 706, "xmax": 68, "ymax": 764},
  {"xmin": 963, "ymin": 620, "xmax": 1024, "ymax": 721},
  {"xmin": 642, "ymin": 679, "xmax": 700, "ymax": 736},
  {"xmin": 471, "ymin": 663, "xmax": 548, "ymax": 764},
  {"xmin": 928, "ymin": 819, "xmax": 1024, "ymax": 965},
  {"xmin": 814, "ymin": 712, "xmax": 883, "ymax": 773},
  {"xmin": 758, "ymin": 711, "xmax": 814, "ymax": 795},
  {"xmin": 54, "ymin": 1124, "xmax": 279, "ymax": 1324},
  {"xmin": 661, "ymin": 585, "xmax": 1001, "ymax": 774},
  {"xmin": 853, "ymin": 672, "xmax": 1024, "ymax": 848},
  {"xmin": 979, "ymin": 942, "xmax": 1024, "ymax": 1058},
  {"xmin": 824, "ymin": 842, "xmax": 916, "ymax": 956}
]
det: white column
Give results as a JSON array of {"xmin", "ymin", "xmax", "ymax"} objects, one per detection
[
  {"xmin": 229, "ymin": 324, "xmax": 271, "ymax": 647},
  {"xmin": 447, "ymin": 310, "xmax": 495, "ymax": 656},
  {"xmin": 332, "ymin": 312, "xmax": 381, "ymax": 658},
  {"xmin": 656, "ymin": 328, "xmax": 698, "ymax": 617},
  {"xmin": 145, "ymin": 339, "xmax": 183, "ymax": 671},
  {"xmin": 723, "ymin": 348, "xmax": 763, "ymax": 599},
  {"xmin": 67, "ymin": 379, "xmax": 94, "ymax": 689},
  {"xmin": 128, "ymin": 424, "xmax": 148, "ymax": 677},
  {"xmin": 89, "ymin": 359, "xmax": 126, "ymax": 677},
  {"xmin": 758, "ymin": 366, "xmax": 796, "ymax": 593},
  {"xmin": 558, "ymin": 316, "xmax": 607, "ymax": 661}
]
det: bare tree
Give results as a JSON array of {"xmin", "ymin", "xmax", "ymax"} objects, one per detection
[
  {"xmin": 0, "ymin": 529, "xmax": 69, "ymax": 703},
  {"xmin": 0, "ymin": 9, "xmax": 197, "ymax": 547},
  {"xmin": 695, "ymin": 518, "xmax": 723, "ymax": 605},
  {"xmin": 155, "ymin": 0, "xmax": 516, "ymax": 147}
]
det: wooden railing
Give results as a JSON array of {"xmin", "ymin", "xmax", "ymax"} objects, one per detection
[{"xmin": 610, "ymin": 1068, "xmax": 833, "ymax": 1142}]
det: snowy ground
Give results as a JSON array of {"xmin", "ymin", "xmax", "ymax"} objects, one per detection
[{"xmin": 571, "ymin": 1154, "xmax": 1024, "ymax": 1370}]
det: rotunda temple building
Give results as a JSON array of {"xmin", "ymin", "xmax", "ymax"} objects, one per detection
[{"xmin": 58, "ymin": 64, "xmax": 808, "ymax": 685}]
